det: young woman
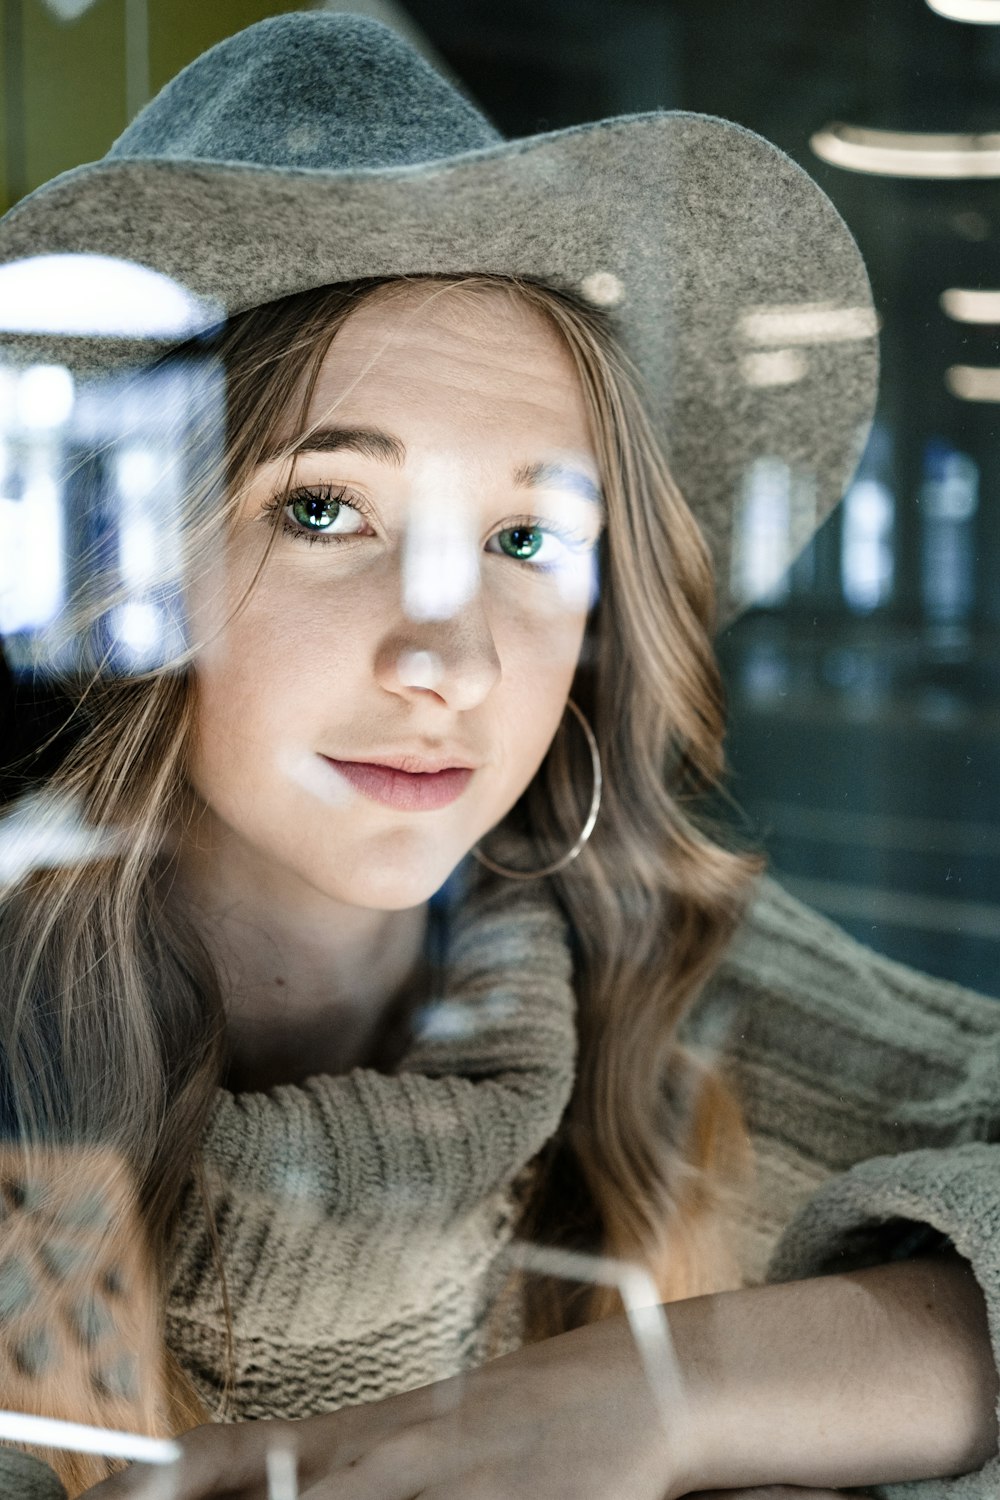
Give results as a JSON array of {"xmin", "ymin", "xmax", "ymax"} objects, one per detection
[{"xmin": 0, "ymin": 13, "xmax": 999, "ymax": 1500}]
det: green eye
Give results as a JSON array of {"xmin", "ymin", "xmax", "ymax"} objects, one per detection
[
  {"xmin": 497, "ymin": 526, "xmax": 543, "ymax": 560},
  {"xmin": 290, "ymin": 493, "xmax": 340, "ymax": 531}
]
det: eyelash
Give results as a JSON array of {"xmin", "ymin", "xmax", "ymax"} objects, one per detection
[
  {"xmin": 261, "ymin": 485, "xmax": 596, "ymax": 566},
  {"xmin": 261, "ymin": 484, "xmax": 371, "ymax": 546}
]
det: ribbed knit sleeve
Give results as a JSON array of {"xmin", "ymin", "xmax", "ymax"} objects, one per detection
[
  {"xmin": 769, "ymin": 1145, "xmax": 1000, "ymax": 1499},
  {"xmin": 716, "ymin": 879, "xmax": 1000, "ymax": 1500}
]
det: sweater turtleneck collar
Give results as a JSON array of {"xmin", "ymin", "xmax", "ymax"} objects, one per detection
[{"xmin": 167, "ymin": 867, "xmax": 577, "ymax": 1413}]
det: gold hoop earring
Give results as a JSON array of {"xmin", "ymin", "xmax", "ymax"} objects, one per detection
[{"xmin": 471, "ymin": 698, "xmax": 602, "ymax": 881}]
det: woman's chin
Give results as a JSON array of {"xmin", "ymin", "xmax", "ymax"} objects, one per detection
[{"xmin": 320, "ymin": 835, "xmax": 472, "ymax": 911}]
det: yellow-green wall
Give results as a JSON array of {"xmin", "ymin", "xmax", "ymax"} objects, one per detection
[{"xmin": 2, "ymin": 0, "xmax": 308, "ymax": 212}]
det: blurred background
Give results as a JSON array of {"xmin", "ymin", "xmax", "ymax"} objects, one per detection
[{"xmin": 3, "ymin": 0, "xmax": 1000, "ymax": 992}]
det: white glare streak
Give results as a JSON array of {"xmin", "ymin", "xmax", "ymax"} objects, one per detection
[
  {"xmin": 842, "ymin": 479, "xmax": 894, "ymax": 613},
  {"xmin": 940, "ymin": 288, "xmax": 1000, "ymax": 323},
  {"xmin": 116, "ymin": 444, "xmax": 184, "ymax": 592},
  {"xmin": 811, "ymin": 123, "xmax": 1000, "ymax": 177},
  {"xmin": 277, "ymin": 748, "xmax": 352, "ymax": 808},
  {"xmin": 266, "ymin": 1442, "xmax": 299, "ymax": 1500},
  {"xmin": 503, "ymin": 1242, "xmax": 684, "ymax": 1431},
  {"xmin": 0, "ymin": 254, "xmax": 221, "ymax": 337},
  {"xmin": 16, "ymin": 365, "xmax": 75, "ymax": 429},
  {"xmin": 403, "ymin": 458, "xmax": 479, "ymax": 621},
  {"xmin": 579, "ymin": 271, "xmax": 625, "ymax": 308},
  {"xmin": 116, "ymin": 445, "xmax": 160, "ymax": 499},
  {"xmin": 0, "ymin": 794, "xmax": 123, "ymax": 885},
  {"xmin": 554, "ymin": 543, "xmax": 599, "ymax": 612},
  {"xmin": 0, "ymin": 1409, "xmax": 180, "ymax": 1464},
  {"xmin": 732, "ymin": 457, "xmax": 793, "ymax": 605},
  {"xmin": 0, "ymin": 474, "xmax": 64, "ymax": 634},
  {"xmin": 945, "ymin": 364, "xmax": 1000, "ymax": 401},
  {"xmin": 926, "ymin": 0, "xmax": 1000, "ymax": 19},
  {"xmin": 397, "ymin": 649, "xmax": 444, "ymax": 690},
  {"xmin": 741, "ymin": 349, "xmax": 807, "ymax": 388},
  {"xmin": 111, "ymin": 600, "xmax": 164, "ymax": 658},
  {"xmin": 740, "ymin": 303, "xmax": 878, "ymax": 346},
  {"xmin": 118, "ymin": 518, "xmax": 161, "ymax": 591}
]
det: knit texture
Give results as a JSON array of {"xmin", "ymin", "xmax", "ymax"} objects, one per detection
[
  {"xmin": 159, "ymin": 872, "xmax": 1000, "ymax": 1500},
  {"xmin": 691, "ymin": 877, "xmax": 1000, "ymax": 1498},
  {"xmin": 166, "ymin": 867, "xmax": 575, "ymax": 1418},
  {"xmin": 5, "ymin": 870, "xmax": 1000, "ymax": 1497}
]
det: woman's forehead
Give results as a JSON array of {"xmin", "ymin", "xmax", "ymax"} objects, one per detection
[
  {"xmin": 319, "ymin": 284, "xmax": 570, "ymax": 381},
  {"xmin": 298, "ymin": 283, "xmax": 594, "ymax": 447}
]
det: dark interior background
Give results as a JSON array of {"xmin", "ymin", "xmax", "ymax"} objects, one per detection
[{"xmin": 3, "ymin": 0, "xmax": 1000, "ymax": 993}]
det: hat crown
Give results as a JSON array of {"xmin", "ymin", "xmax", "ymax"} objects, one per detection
[{"xmin": 107, "ymin": 12, "xmax": 501, "ymax": 173}]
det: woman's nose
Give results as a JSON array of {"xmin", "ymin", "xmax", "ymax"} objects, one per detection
[{"xmin": 375, "ymin": 595, "xmax": 502, "ymax": 712}]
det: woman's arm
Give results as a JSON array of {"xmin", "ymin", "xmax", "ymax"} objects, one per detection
[
  {"xmin": 673, "ymin": 1251, "xmax": 997, "ymax": 1493},
  {"xmin": 86, "ymin": 1252, "xmax": 997, "ymax": 1499}
]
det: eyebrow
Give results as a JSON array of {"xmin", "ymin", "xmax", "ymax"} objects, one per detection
[
  {"xmin": 260, "ymin": 425, "xmax": 604, "ymax": 508},
  {"xmin": 260, "ymin": 425, "xmax": 405, "ymax": 467},
  {"xmin": 512, "ymin": 459, "xmax": 604, "ymax": 508}
]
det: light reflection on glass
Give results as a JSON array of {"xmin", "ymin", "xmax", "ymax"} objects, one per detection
[
  {"xmin": 741, "ymin": 348, "xmax": 808, "ymax": 388},
  {"xmin": 739, "ymin": 640, "xmax": 791, "ymax": 704},
  {"xmin": 940, "ymin": 288, "xmax": 1000, "ymax": 323},
  {"xmin": 811, "ymin": 123, "xmax": 1000, "ymax": 177},
  {"xmin": 397, "ymin": 648, "xmax": 444, "ymax": 690},
  {"xmin": 0, "ymin": 254, "xmax": 221, "ymax": 339},
  {"xmin": 0, "ymin": 468, "xmax": 65, "ymax": 636},
  {"xmin": 503, "ymin": 1241, "xmax": 684, "ymax": 1432},
  {"xmin": 15, "ymin": 365, "xmax": 75, "ymax": 429},
  {"xmin": 402, "ymin": 458, "xmax": 480, "ymax": 622},
  {"xmin": 920, "ymin": 442, "xmax": 978, "ymax": 627},
  {"xmin": 841, "ymin": 479, "xmax": 894, "ymax": 614},
  {"xmin": 925, "ymin": 0, "xmax": 1000, "ymax": 20},
  {"xmin": 0, "ymin": 1410, "xmax": 179, "ymax": 1467},
  {"xmin": 0, "ymin": 792, "xmax": 123, "ymax": 887},
  {"xmin": 0, "ymin": 356, "xmax": 223, "ymax": 678},
  {"xmin": 945, "ymin": 364, "xmax": 1000, "ymax": 401},
  {"xmin": 739, "ymin": 302, "xmax": 878, "ymax": 346},
  {"xmin": 731, "ymin": 458, "xmax": 793, "ymax": 606},
  {"xmin": 265, "ymin": 1441, "xmax": 299, "ymax": 1500}
]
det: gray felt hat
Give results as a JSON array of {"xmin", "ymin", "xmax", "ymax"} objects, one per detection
[{"xmin": 0, "ymin": 9, "xmax": 878, "ymax": 621}]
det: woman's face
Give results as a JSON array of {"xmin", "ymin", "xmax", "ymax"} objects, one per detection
[{"xmin": 185, "ymin": 283, "xmax": 604, "ymax": 910}]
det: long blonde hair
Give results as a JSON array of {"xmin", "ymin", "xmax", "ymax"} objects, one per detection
[{"xmin": 0, "ymin": 275, "xmax": 759, "ymax": 1492}]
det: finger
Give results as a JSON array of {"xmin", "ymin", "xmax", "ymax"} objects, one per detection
[{"xmin": 84, "ymin": 1420, "xmax": 294, "ymax": 1499}]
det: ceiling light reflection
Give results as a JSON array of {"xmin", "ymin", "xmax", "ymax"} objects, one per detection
[
  {"xmin": 0, "ymin": 254, "xmax": 221, "ymax": 337},
  {"xmin": 940, "ymin": 288, "xmax": 1000, "ymax": 322},
  {"xmin": 741, "ymin": 349, "xmax": 808, "ymax": 388},
  {"xmin": 945, "ymin": 364, "xmax": 1000, "ymax": 401},
  {"xmin": 15, "ymin": 364, "xmax": 75, "ymax": 429},
  {"xmin": 740, "ymin": 303, "xmax": 878, "ymax": 346},
  {"xmin": 926, "ymin": 0, "xmax": 1000, "ymax": 20},
  {"xmin": 811, "ymin": 123, "xmax": 1000, "ymax": 178}
]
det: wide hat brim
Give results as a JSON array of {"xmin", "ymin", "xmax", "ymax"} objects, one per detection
[{"xmin": 0, "ymin": 110, "xmax": 878, "ymax": 626}]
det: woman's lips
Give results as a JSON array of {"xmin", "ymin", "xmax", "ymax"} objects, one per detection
[{"xmin": 320, "ymin": 757, "xmax": 474, "ymax": 811}]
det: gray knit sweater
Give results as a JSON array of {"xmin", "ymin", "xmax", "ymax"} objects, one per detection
[{"xmin": 10, "ymin": 873, "xmax": 1000, "ymax": 1498}]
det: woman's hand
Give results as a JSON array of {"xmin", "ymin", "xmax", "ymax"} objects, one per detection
[
  {"xmin": 86, "ymin": 1255, "xmax": 994, "ymax": 1498},
  {"xmin": 84, "ymin": 1315, "xmax": 698, "ymax": 1499}
]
